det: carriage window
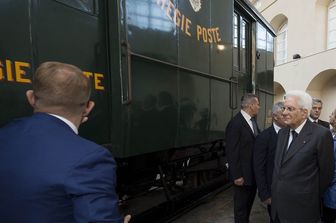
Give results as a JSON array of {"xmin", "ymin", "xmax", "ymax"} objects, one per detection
[
  {"xmin": 257, "ymin": 23, "xmax": 266, "ymax": 50},
  {"xmin": 240, "ymin": 20, "xmax": 247, "ymax": 73},
  {"xmin": 233, "ymin": 13, "xmax": 249, "ymax": 73},
  {"xmin": 233, "ymin": 14, "xmax": 239, "ymax": 69},
  {"xmin": 266, "ymin": 32, "xmax": 273, "ymax": 52},
  {"xmin": 55, "ymin": 0, "xmax": 98, "ymax": 14}
]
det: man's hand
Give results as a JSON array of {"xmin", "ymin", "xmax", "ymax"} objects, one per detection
[
  {"xmin": 234, "ymin": 177, "xmax": 244, "ymax": 186},
  {"xmin": 263, "ymin": 197, "xmax": 272, "ymax": 205},
  {"xmin": 124, "ymin": 215, "xmax": 131, "ymax": 223}
]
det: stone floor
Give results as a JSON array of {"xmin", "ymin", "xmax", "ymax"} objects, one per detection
[{"xmin": 172, "ymin": 187, "xmax": 269, "ymax": 223}]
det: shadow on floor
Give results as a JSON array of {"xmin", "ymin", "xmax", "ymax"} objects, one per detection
[{"xmin": 172, "ymin": 187, "xmax": 269, "ymax": 223}]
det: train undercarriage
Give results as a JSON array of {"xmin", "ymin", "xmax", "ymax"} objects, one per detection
[{"xmin": 117, "ymin": 140, "xmax": 230, "ymax": 222}]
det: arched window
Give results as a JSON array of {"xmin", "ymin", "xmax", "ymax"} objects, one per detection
[
  {"xmin": 276, "ymin": 23, "xmax": 287, "ymax": 65},
  {"xmin": 328, "ymin": 0, "xmax": 336, "ymax": 49}
]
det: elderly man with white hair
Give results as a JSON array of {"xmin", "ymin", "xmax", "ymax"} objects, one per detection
[{"xmin": 271, "ymin": 90, "xmax": 334, "ymax": 223}]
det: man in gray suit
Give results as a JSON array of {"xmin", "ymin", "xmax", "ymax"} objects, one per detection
[{"xmin": 271, "ymin": 90, "xmax": 334, "ymax": 223}]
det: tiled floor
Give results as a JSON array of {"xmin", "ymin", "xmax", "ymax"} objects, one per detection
[{"xmin": 172, "ymin": 187, "xmax": 269, "ymax": 223}]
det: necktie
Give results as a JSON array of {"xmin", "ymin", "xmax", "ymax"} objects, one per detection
[
  {"xmin": 251, "ymin": 118, "xmax": 258, "ymax": 137},
  {"xmin": 288, "ymin": 130, "xmax": 298, "ymax": 150}
]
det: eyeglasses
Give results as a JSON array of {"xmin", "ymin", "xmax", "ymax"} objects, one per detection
[{"xmin": 281, "ymin": 106, "xmax": 301, "ymax": 112}]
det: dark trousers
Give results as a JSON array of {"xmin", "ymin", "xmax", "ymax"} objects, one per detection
[
  {"xmin": 267, "ymin": 205, "xmax": 274, "ymax": 223},
  {"xmin": 233, "ymin": 185, "xmax": 257, "ymax": 223},
  {"xmin": 323, "ymin": 206, "xmax": 336, "ymax": 223}
]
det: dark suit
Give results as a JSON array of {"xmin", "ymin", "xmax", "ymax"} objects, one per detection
[
  {"xmin": 253, "ymin": 125, "xmax": 278, "ymax": 222},
  {"xmin": 0, "ymin": 113, "xmax": 122, "ymax": 223},
  {"xmin": 226, "ymin": 112, "xmax": 259, "ymax": 223},
  {"xmin": 254, "ymin": 125, "xmax": 278, "ymax": 201},
  {"xmin": 317, "ymin": 119, "xmax": 330, "ymax": 129},
  {"xmin": 271, "ymin": 120, "xmax": 334, "ymax": 223}
]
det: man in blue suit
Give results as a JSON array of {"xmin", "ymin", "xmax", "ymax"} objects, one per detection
[
  {"xmin": 0, "ymin": 62, "xmax": 130, "ymax": 223},
  {"xmin": 253, "ymin": 101, "xmax": 286, "ymax": 223}
]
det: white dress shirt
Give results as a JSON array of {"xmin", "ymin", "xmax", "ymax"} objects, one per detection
[
  {"xmin": 273, "ymin": 123, "xmax": 282, "ymax": 134},
  {"xmin": 287, "ymin": 119, "xmax": 307, "ymax": 149},
  {"xmin": 241, "ymin": 110, "xmax": 255, "ymax": 134},
  {"xmin": 308, "ymin": 116, "xmax": 318, "ymax": 123}
]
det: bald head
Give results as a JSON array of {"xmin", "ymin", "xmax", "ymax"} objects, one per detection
[{"xmin": 31, "ymin": 61, "xmax": 91, "ymax": 115}]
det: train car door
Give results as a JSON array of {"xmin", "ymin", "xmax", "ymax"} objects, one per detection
[
  {"xmin": 31, "ymin": 0, "xmax": 112, "ymax": 145},
  {"xmin": 232, "ymin": 10, "xmax": 253, "ymax": 116}
]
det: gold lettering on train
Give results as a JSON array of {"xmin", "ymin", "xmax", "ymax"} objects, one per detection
[
  {"xmin": 15, "ymin": 61, "xmax": 31, "ymax": 83},
  {"xmin": 196, "ymin": 26, "xmax": 221, "ymax": 43},
  {"xmin": 6, "ymin": 60, "xmax": 15, "ymax": 82},
  {"xmin": 83, "ymin": 71, "xmax": 105, "ymax": 91},
  {"xmin": 94, "ymin": 73, "xmax": 104, "ymax": 90},
  {"xmin": 0, "ymin": 61, "xmax": 4, "ymax": 80},
  {"xmin": 0, "ymin": 59, "xmax": 105, "ymax": 91},
  {"xmin": 157, "ymin": 0, "xmax": 192, "ymax": 37},
  {"xmin": 83, "ymin": 71, "xmax": 93, "ymax": 79},
  {"xmin": 156, "ymin": 0, "xmax": 222, "ymax": 44},
  {"xmin": 0, "ymin": 60, "xmax": 29, "ymax": 82}
]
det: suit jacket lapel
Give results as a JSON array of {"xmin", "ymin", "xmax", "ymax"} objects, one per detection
[
  {"xmin": 282, "ymin": 121, "xmax": 312, "ymax": 165},
  {"xmin": 238, "ymin": 112, "xmax": 255, "ymax": 138},
  {"xmin": 277, "ymin": 128, "xmax": 289, "ymax": 167},
  {"xmin": 270, "ymin": 126, "xmax": 277, "ymax": 148}
]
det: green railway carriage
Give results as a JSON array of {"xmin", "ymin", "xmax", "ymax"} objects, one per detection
[{"xmin": 0, "ymin": 0, "xmax": 275, "ymax": 217}]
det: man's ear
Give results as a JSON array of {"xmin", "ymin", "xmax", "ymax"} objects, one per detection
[
  {"xmin": 83, "ymin": 101, "xmax": 95, "ymax": 117},
  {"xmin": 26, "ymin": 90, "xmax": 36, "ymax": 108},
  {"xmin": 81, "ymin": 101, "xmax": 95, "ymax": 124},
  {"xmin": 273, "ymin": 114, "xmax": 278, "ymax": 121}
]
